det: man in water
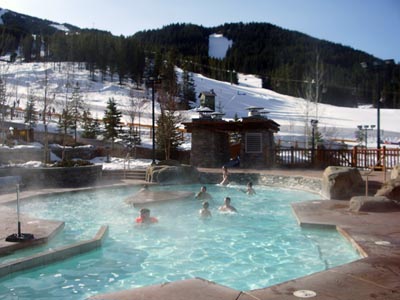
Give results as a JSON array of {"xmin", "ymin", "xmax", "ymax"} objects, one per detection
[
  {"xmin": 244, "ymin": 182, "xmax": 256, "ymax": 195},
  {"xmin": 199, "ymin": 201, "xmax": 212, "ymax": 218},
  {"xmin": 195, "ymin": 186, "xmax": 212, "ymax": 200},
  {"xmin": 135, "ymin": 208, "xmax": 158, "ymax": 224},
  {"xmin": 219, "ymin": 197, "xmax": 237, "ymax": 212}
]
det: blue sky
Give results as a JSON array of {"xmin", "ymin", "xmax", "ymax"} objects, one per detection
[{"xmin": 0, "ymin": 0, "xmax": 399, "ymax": 62}]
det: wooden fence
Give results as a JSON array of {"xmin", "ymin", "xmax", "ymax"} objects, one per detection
[{"xmin": 274, "ymin": 146, "xmax": 400, "ymax": 170}]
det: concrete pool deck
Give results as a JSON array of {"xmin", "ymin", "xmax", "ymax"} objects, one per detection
[{"xmin": 1, "ymin": 169, "xmax": 399, "ymax": 300}]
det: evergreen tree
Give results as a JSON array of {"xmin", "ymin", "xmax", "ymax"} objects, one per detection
[
  {"xmin": 33, "ymin": 34, "xmax": 42, "ymax": 60},
  {"xmin": 160, "ymin": 51, "xmax": 179, "ymax": 97},
  {"xmin": 115, "ymin": 36, "xmax": 128, "ymax": 84},
  {"xmin": 126, "ymin": 38, "xmax": 145, "ymax": 88},
  {"xmin": 103, "ymin": 98, "xmax": 122, "ymax": 148},
  {"xmin": 58, "ymin": 105, "xmax": 74, "ymax": 135},
  {"xmin": 180, "ymin": 69, "xmax": 196, "ymax": 109},
  {"xmin": 156, "ymin": 110, "xmax": 182, "ymax": 160},
  {"xmin": 58, "ymin": 103, "xmax": 75, "ymax": 161},
  {"xmin": 81, "ymin": 109, "xmax": 100, "ymax": 139},
  {"xmin": 24, "ymin": 95, "xmax": 38, "ymax": 130},
  {"xmin": 21, "ymin": 35, "xmax": 33, "ymax": 62}
]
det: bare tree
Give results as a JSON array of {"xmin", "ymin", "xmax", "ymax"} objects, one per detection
[
  {"xmin": 313, "ymin": 51, "xmax": 325, "ymax": 120},
  {"xmin": 298, "ymin": 51, "xmax": 325, "ymax": 149},
  {"xmin": 58, "ymin": 101, "xmax": 74, "ymax": 161},
  {"xmin": 125, "ymin": 88, "xmax": 147, "ymax": 139},
  {"xmin": 155, "ymin": 89, "xmax": 183, "ymax": 160},
  {"xmin": 70, "ymin": 82, "xmax": 84, "ymax": 144},
  {"xmin": 0, "ymin": 64, "xmax": 10, "ymax": 145},
  {"xmin": 0, "ymin": 78, "xmax": 7, "ymax": 145},
  {"xmin": 40, "ymin": 67, "xmax": 53, "ymax": 163},
  {"xmin": 24, "ymin": 91, "xmax": 38, "ymax": 143}
]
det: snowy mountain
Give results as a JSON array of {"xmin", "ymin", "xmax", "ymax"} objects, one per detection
[
  {"xmin": 0, "ymin": 7, "xmax": 80, "ymax": 34},
  {"xmin": 1, "ymin": 61, "xmax": 400, "ymax": 149}
]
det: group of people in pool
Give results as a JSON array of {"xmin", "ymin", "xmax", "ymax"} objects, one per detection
[
  {"xmin": 135, "ymin": 166, "xmax": 256, "ymax": 224},
  {"xmin": 196, "ymin": 185, "xmax": 237, "ymax": 214},
  {"xmin": 219, "ymin": 166, "xmax": 255, "ymax": 195},
  {"xmin": 198, "ymin": 196, "xmax": 236, "ymax": 218},
  {"xmin": 196, "ymin": 181, "xmax": 255, "ymax": 218}
]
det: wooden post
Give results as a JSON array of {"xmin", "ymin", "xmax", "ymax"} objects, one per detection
[
  {"xmin": 290, "ymin": 146, "xmax": 294, "ymax": 165},
  {"xmin": 382, "ymin": 146, "xmax": 387, "ymax": 181},
  {"xmin": 352, "ymin": 146, "xmax": 358, "ymax": 167}
]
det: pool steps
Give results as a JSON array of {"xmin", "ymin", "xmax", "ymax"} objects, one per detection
[{"xmin": 0, "ymin": 225, "xmax": 108, "ymax": 278}]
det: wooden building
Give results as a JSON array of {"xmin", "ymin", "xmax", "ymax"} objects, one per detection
[
  {"xmin": 183, "ymin": 108, "xmax": 280, "ymax": 168},
  {"xmin": 198, "ymin": 90, "xmax": 216, "ymax": 111}
]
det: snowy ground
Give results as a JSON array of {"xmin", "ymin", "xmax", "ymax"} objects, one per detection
[{"xmin": 1, "ymin": 61, "xmax": 399, "ymax": 169}]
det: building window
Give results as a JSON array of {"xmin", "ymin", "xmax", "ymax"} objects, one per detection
[{"xmin": 245, "ymin": 133, "xmax": 262, "ymax": 153}]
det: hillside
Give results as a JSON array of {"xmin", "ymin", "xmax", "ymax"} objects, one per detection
[
  {"xmin": 134, "ymin": 22, "xmax": 400, "ymax": 108},
  {"xmin": 0, "ymin": 7, "xmax": 80, "ymax": 34},
  {"xmin": 2, "ymin": 62, "xmax": 400, "ymax": 150},
  {"xmin": 0, "ymin": 9, "xmax": 399, "ymax": 109}
]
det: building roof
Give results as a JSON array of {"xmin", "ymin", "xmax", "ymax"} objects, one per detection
[
  {"xmin": 198, "ymin": 91, "xmax": 216, "ymax": 97},
  {"xmin": 182, "ymin": 117, "xmax": 280, "ymax": 133}
]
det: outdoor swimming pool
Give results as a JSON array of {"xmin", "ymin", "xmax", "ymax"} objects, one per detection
[{"xmin": 0, "ymin": 184, "xmax": 360, "ymax": 299}]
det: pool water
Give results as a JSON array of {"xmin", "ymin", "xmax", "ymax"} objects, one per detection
[{"xmin": 0, "ymin": 184, "xmax": 360, "ymax": 299}]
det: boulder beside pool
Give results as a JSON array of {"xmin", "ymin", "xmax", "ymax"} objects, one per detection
[
  {"xmin": 321, "ymin": 166, "xmax": 363, "ymax": 200},
  {"xmin": 124, "ymin": 189, "xmax": 194, "ymax": 205},
  {"xmin": 146, "ymin": 161, "xmax": 200, "ymax": 184},
  {"xmin": 348, "ymin": 196, "xmax": 400, "ymax": 212}
]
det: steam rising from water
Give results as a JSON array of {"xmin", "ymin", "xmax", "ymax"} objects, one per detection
[{"xmin": 0, "ymin": 184, "xmax": 360, "ymax": 298}]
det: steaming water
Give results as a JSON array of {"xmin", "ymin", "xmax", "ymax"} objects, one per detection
[{"xmin": 0, "ymin": 184, "xmax": 360, "ymax": 299}]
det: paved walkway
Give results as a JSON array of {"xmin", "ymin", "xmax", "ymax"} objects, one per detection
[{"xmin": 1, "ymin": 169, "xmax": 399, "ymax": 300}]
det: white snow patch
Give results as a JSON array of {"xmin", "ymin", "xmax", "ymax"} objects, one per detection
[
  {"xmin": 50, "ymin": 24, "xmax": 70, "ymax": 32},
  {"xmin": 208, "ymin": 33, "xmax": 233, "ymax": 59},
  {"xmin": 238, "ymin": 73, "xmax": 262, "ymax": 88}
]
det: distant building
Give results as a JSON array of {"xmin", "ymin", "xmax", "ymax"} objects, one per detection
[{"xmin": 198, "ymin": 90, "xmax": 216, "ymax": 111}]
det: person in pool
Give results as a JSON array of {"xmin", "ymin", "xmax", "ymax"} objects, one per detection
[
  {"xmin": 219, "ymin": 197, "xmax": 237, "ymax": 213},
  {"xmin": 199, "ymin": 201, "xmax": 212, "ymax": 218},
  {"xmin": 195, "ymin": 186, "xmax": 212, "ymax": 200},
  {"xmin": 243, "ymin": 181, "xmax": 256, "ymax": 195},
  {"xmin": 135, "ymin": 208, "xmax": 158, "ymax": 224},
  {"xmin": 220, "ymin": 166, "xmax": 229, "ymax": 185}
]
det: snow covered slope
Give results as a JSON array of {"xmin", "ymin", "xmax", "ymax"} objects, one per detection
[{"xmin": 1, "ymin": 61, "xmax": 400, "ymax": 147}]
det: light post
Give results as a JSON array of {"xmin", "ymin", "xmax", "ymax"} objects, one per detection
[
  {"xmin": 106, "ymin": 146, "xmax": 110, "ymax": 163},
  {"xmin": 147, "ymin": 77, "xmax": 160, "ymax": 165},
  {"xmin": 310, "ymin": 119, "xmax": 318, "ymax": 165},
  {"xmin": 377, "ymin": 97, "xmax": 382, "ymax": 149},
  {"xmin": 357, "ymin": 125, "xmax": 375, "ymax": 147},
  {"xmin": 360, "ymin": 59, "xmax": 394, "ymax": 149},
  {"xmin": 151, "ymin": 78, "xmax": 156, "ymax": 165}
]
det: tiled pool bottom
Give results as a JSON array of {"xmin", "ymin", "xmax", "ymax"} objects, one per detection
[{"xmin": 0, "ymin": 184, "xmax": 361, "ymax": 299}]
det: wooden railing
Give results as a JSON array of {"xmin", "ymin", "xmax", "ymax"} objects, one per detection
[{"xmin": 273, "ymin": 146, "xmax": 400, "ymax": 170}]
